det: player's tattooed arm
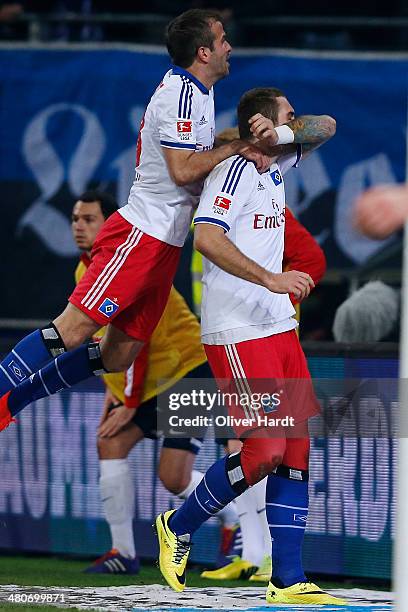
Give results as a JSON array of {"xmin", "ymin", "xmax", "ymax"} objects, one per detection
[
  {"xmin": 249, "ymin": 114, "xmax": 336, "ymax": 159},
  {"xmin": 287, "ymin": 115, "xmax": 336, "ymax": 155}
]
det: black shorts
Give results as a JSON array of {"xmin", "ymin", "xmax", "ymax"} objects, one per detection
[{"xmin": 108, "ymin": 363, "xmax": 211, "ymax": 455}]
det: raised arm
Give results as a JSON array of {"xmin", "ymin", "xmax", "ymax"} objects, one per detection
[{"xmin": 249, "ymin": 113, "xmax": 336, "ymax": 159}]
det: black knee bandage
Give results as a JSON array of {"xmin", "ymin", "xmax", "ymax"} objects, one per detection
[
  {"xmin": 226, "ymin": 452, "xmax": 249, "ymax": 494},
  {"xmin": 87, "ymin": 342, "xmax": 107, "ymax": 376},
  {"xmin": 41, "ymin": 322, "xmax": 67, "ymax": 358},
  {"xmin": 274, "ymin": 464, "xmax": 309, "ymax": 482}
]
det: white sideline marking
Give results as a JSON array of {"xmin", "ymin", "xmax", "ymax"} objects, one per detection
[{"xmin": 0, "ymin": 584, "xmax": 393, "ymax": 610}]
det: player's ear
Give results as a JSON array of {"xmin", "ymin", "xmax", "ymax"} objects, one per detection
[{"xmin": 197, "ymin": 46, "xmax": 212, "ymax": 64}]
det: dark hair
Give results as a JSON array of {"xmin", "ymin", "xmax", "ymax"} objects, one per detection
[
  {"xmin": 166, "ymin": 9, "xmax": 224, "ymax": 69},
  {"xmin": 78, "ymin": 190, "xmax": 118, "ymax": 220},
  {"xmin": 237, "ymin": 87, "xmax": 285, "ymax": 140}
]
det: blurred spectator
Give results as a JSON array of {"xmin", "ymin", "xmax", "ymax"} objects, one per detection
[
  {"xmin": 0, "ymin": 2, "xmax": 24, "ymax": 39},
  {"xmin": 0, "ymin": 3, "xmax": 23, "ymax": 21},
  {"xmin": 332, "ymin": 281, "xmax": 400, "ymax": 343}
]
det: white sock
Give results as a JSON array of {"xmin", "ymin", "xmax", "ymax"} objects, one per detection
[
  {"xmin": 99, "ymin": 459, "xmax": 136, "ymax": 559},
  {"xmin": 178, "ymin": 469, "xmax": 238, "ymax": 528},
  {"xmin": 235, "ymin": 486, "xmax": 265, "ymax": 567},
  {"xmin": 216, "ymin": 500, "xmax": 239, "ymax": 529},
  {"xmin": 177, "ymin": 469, "xmax": 204, "ymax": 499},
  {"xmin": 252, "ymin": 478, "xmax": 272, "ymax": 557}
]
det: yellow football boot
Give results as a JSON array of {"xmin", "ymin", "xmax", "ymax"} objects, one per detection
[
  {"xmin": 266, "ymin": 580, "xmax": 347, "ymax": 605},
  {"xmin": 201, "ymin": 556, "xmax": 257, "ymax": 580},
  {"xmin": 154, "ymin": 510, "xmax": 191, "ymax": 592},
  {"xmin": 248, "ymin": 555, "xmax": 272, "ymax": 582}
]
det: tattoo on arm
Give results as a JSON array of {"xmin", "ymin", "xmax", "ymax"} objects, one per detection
[
  {"xmin": 287, "ymin": 115, "xmax": 336, "ymax": 154},
  {"xmin": 263, "ymin": 115, "xmax": 336, "ymax": 159}
]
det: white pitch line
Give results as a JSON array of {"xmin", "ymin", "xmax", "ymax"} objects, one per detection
[{"xmin": 0, "ymin": 584, "xmax": 393, "ymax": 610}]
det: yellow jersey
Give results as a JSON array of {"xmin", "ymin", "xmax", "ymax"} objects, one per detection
[{"xmin": 75, "ymin": 255, "xmax": 206, "ymax": 406}]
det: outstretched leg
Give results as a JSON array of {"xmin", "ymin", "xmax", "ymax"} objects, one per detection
[
  {"xmin": 0, "ymin": 322, "xmax": 143, "ymax": 431},
  {"xmin": 0, "ymin": 304, "xmax": 97, "ymax": 396}
]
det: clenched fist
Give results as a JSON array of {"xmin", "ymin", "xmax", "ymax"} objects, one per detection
[{"xmin": 267, "ymin": 270, "xmax": 315, "ymax": 301}]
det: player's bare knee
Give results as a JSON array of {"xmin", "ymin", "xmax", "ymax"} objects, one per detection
[
  {"xmin": 257, "ymin": 450, "xmax": 284, "ymax": 478},
  {"xmin": 53, "ymin": 304, "xmax": 98, "ymax": 350},
  {"xmin": 241, "ymin": 436, "xmax": 285, "ymax": 485},
  {"xmin": 97, "ymin": 435, "xmax": 125, "ymax": 459},
  {"xmin": 159, "ymin": 469, "xmax": 188, "ymax": 495},
  {"xmin": 97, "ymin": 436, "xmax": 114, "ymax": 459}
]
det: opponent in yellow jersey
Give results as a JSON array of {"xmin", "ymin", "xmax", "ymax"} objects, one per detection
[{"xmin": 72, "ymin": 190, "xmax": 239, "ymax": 576}]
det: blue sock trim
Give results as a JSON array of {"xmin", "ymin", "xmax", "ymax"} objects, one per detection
[{"xmin": 8, "ymin": 343, "xmax": 97, "ymax": 416}]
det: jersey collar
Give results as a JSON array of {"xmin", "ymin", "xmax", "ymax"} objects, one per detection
[
  {"xmin": 80, "ymin": 252, "xmax": 92, "ymax": 267},
  {"xmin": 171, "ymin": 65, "xmax": 209, "ymax": 95}
]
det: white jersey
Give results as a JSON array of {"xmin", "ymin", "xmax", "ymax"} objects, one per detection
[
  {"xmin": 194, "ymin": 149, "xmax": 302, "ymax": 345},
  {"xmin": 119, "ymin": 67, "xmax": 215, "ymax": 247}
]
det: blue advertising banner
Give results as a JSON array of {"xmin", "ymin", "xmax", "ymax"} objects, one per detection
[
  {"xmin": 0, "ymin": 46, "xmax": 407, "ymax": 319},
  {"xmin": 0, "ymin": 348, "xmax": 399, "ymax": 579}
]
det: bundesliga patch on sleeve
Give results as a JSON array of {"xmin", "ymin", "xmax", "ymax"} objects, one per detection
[
  {"xmin": 213, "ymin": 195, "xmax": 231, "ymax": 215},
  {"xmin": 176, "ymin": 120, "xmax": 193, "ymax": 141}
]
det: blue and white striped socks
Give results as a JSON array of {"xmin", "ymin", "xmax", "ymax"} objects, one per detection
[
  {"xmin": 170, "ymin": 454, "xmax": 247, "ymax": 537},
  {"xmin": 7, "ymin": 342, "xmax": 105, "ymax": 417},
  {"xmin": 0, "ymin": 330, "xmax": 53, "ymax": 395}
]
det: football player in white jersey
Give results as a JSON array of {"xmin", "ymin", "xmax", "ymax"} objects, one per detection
[
  {"xmin": 0, "ymin": 10, "xmax": 270, "ymax": 431},
  {"xmin": 155, "ymin": 88, "xmax": 346, "ymax": 606}
]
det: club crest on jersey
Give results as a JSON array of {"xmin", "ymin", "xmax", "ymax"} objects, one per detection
[
  {"xmin": 98, "ymin": 298, "xmax": 120, "ymax": 318},
  {"xmin": 271, "ymin": 170, "xmax": 282, "ymax": 186},
  {"xmin": 213, "ymin": 195, "xmax": 231, "ymax": 215}
]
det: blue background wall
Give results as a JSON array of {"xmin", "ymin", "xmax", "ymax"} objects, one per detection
[{"xmin": 0, "ymin": 47, "xmax": 406, "ymax": 318}]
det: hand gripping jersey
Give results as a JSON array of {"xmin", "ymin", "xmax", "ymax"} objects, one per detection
[
  {"xmin": 194, "ymin": 150, "xmax": 302, "ymax": 345},
  {"xmin": 120, "ymin": 66, "xmax": 215, "ymax": 247},
  {"xmin": 75, "ymin": 254, "xmax": 206, "ymax": 407}
]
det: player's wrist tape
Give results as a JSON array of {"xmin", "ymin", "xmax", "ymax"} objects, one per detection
[{"xmin": 275, "ymin": 125, "xmax": 295, "ymax": 145}]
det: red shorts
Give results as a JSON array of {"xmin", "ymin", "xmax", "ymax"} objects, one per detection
[
  {"xmin": 204, "ymin": 330, "xmax": 319, "ymax": 438},
  {"xmin": 69, "ymin": 212, "xmax": 181, "ymax": 341}
]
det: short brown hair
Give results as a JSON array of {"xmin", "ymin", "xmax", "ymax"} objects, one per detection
[
  {"xmin": 166, "ymin": 9, "xmax": 224, "ymax": 69},
  {"xmin": 237, "ymin": 87, "xmax": 285, "ymax": 139}
]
